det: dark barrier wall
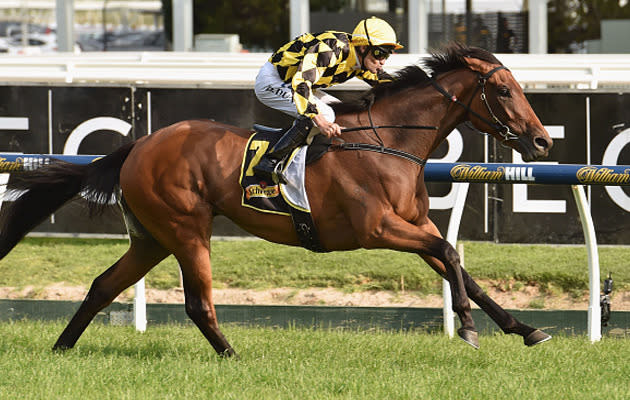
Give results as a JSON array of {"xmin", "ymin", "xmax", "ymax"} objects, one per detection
[{"xmin": 0, "ymin": 85, "xmax": 628, "ymax": 244}]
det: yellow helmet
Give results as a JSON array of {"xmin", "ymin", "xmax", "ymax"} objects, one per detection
[{"xmin": 351, "ymin": 17, "xmax": 403, "ymax": 50}]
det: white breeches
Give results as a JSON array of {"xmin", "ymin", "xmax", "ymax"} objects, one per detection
[{"xmin": 254, "ymin": 61, "xmax": 339, "ymax": 123}]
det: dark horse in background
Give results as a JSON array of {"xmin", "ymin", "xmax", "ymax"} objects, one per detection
[{"xmin": 0, "ymin": 43, "xmax": 552, "ymax": 357}]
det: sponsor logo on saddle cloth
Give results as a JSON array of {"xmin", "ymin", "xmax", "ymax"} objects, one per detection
[{"xmin": 239, "ymin": 131, "xmax": 311, "ymax": 216}]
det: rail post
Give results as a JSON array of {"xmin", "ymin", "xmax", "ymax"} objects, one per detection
[{"xmin": 571, "ymin": 185, "xmax": 601, "ymax": 342}]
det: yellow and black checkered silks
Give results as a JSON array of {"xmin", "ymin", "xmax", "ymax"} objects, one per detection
[{"xmin": 269, "ymin": 31, "xmax": 391, "ymax": 118}]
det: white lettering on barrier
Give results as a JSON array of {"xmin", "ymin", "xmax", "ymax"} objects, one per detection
[
  {"xmin": 428, "ymin": 129, "xmax": 463, "ymax": 210},
  {"xmin": 0, "ymin": 117, "xmax": 29, "ymax": 210},
  {"xmin": 505, "ymin": 166, "xmax": 535, "ymax": 181},
  {"xmin": 63, "ymin": 117, "xmax": 131, "ymax": 155},
  {"xmin": 512, "ymin": 125, "xmax": 566, "ymax": 213},
  {"xmin": 602, "ymin": 128, "xmax": 630, "ymax": 212},
  {"xmin": 0, "ymin": 117, "xmax": 28, "ymax": 131}
]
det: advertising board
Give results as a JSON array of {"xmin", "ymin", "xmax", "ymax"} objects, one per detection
[{"xmin": 0, "ymin": 85, "xmax": 627, "ymax": 243}]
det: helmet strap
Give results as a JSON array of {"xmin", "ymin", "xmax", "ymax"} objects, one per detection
[
  {"xmin": 363, "ymin": 19, "xmax": 372, "ymax": 47},
  {"xmin": 357, "ymin": 46, "xmax": 370, "ymax": 70},
  {"xmin": 358, "ymin": 19, "xmax": 372, "ymax": 69}
]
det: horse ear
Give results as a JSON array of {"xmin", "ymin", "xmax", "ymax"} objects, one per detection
[{"xmin": 463, "ymin": 56, "xmax": 494, "ymax": 75}]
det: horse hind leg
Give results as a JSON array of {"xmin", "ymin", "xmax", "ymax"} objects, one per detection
[
  {"xmin": 121, "ymin": 175, "xmax": 235, "ymax": 357},
  {"xmin": 174, "ymin": 241, "xmax": 236, "ymax": 358},
  {"xmin": 53, "ymin": 234, "xmax": 169, "ymax": 350}
]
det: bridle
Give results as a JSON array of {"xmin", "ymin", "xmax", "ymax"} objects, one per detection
[
  {"xmin": 429, "ymin": 65, "xmax": 520, "ymax": 145},
  {"xmin": 332, "ymin": 64, "xmax": 520, "ymax": 167}
]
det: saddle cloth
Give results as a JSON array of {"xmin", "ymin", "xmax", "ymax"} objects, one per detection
[
  {"xmin": 240, "ymin": 130, "xmax": 309, "ymax": 216},
  {"xmin": 239, "ymin": 129, "xmax": 330, "ymax": 252},
  {"xmin": 240, "ymin": 128, "xmax": 330, "ymax": 214}
]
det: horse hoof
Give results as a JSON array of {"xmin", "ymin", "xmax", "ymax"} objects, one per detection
[
  {"xmin": 524, "ymin": 329, "xmax": 552, "ymax": 346},
  {"xmin": 457, "ymin": 328, "xmax": 480, "ymax": 349},
  {"xmin": 52, "ymin": 344, "xmax": 71, "ymax": 352},
  {"xmin": 219, "ymin": 348, "xmax": 239, "ymax": 359}
]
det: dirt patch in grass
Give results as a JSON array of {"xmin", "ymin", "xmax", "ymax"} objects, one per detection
[{"xmin": 1, "ymin": 281, "xmax": 629, "ymax": 310}]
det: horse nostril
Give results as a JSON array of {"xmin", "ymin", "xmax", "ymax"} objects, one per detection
[{"xmin": 534, "ymin": 136, "xmax": 551, "ymax": 150}]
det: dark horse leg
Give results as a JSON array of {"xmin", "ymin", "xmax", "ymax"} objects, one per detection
[
  {"xmin": 360, "ymin": 212, "xmax": 478, "ymax": 348},
  {"xmin": 419, "ymin": 221, "xmax": 551, "ymax": 346},
  {"xmin": 461, "ymin": 268, "xmax": 551, "ymax": 346},
  {"xmin": 426, "ymin": 239, "xmax": 479, "ymax": 348},
  {"xmin": 173, "ymin": 238, "xmax": 236, "ymax": 358},
  {"xmin": 53, "ymin": 234, "xmax": 169, "ymax": 350}
]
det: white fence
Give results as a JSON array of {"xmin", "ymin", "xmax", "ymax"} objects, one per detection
[{"xmin": 1, "ymin": 51, "xmax": 630, "ymax": 89}]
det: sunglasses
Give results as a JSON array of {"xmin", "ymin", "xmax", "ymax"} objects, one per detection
[{"xmin": 371, "ymin": 47, "xmax": 393, "ymax": 60}]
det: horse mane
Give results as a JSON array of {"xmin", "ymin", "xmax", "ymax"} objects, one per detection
[{"xmin": 331, "ymin": 42, "xmax": 502, "ymax": 115}]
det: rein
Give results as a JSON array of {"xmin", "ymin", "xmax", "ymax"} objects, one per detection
[
  {"xmin": 333, "ymin": 102, "xmax": 436, "ymax": 167},
  {"xmin": 339, "ymin": 93, "xmax": 437, "ymax": 140},
  {"xmin": 340, "ymin": 124, "xmax": 437, "ymax": 134},
  {"xmin": 332, "ymin": 142, "xmax": 427, "ymax": 167},
  {"xmin": 430, "ymin": 65, "xmax": 519, "ymax": 144}
]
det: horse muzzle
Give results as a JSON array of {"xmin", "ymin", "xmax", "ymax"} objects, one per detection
[{"xmin": 518, "ymin": 132, "xmax": 553, "ymax": 161}]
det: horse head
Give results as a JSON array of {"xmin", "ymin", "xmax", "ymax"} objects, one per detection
[
  {"xmin": 460, "ymin": 52, "xmax": 553, "ymax": 161},
  {"xmin": 333, "ymin": 43, "xmax": 552, "ymax": 162}
]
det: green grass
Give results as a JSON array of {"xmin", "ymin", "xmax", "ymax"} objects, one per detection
[
  {"xmin": 0, "ymin": 320, "xmax": 628, "ymax": 399},
  {"xmin": 0, "ymin": 238, "xmax": 628, "ymax": 297}
]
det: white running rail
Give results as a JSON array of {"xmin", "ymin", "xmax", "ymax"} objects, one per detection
[{"xmin": 1, "ymin": 52, "xmax": 630, "ymax": 89}]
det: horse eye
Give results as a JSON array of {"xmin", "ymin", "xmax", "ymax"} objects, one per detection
[{"xmin": 497, "ymin": 86, "xmax": 511, "ymax": 97}]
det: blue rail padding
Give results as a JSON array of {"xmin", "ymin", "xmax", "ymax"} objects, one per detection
[
  {"xmin": 0, "ymin": 153, "xmax": 98, "ymax": 172},
  {"xmin": 424, "ymin": 162, "xmax": 630, "ymax": 185},
  {"xmin": 0, "ymin": 153, "xmax": 629, "ymax": 186}
]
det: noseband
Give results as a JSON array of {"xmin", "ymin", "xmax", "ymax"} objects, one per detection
[{"xmin": 430, "ymin": 65, "xmax": 519, "ymax": 144}]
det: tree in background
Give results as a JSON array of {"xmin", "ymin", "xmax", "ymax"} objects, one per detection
[
  {"xmin": 548, "ymin": 0, "xmax": 630, "ymax": 52},
  {"xmin": 161, "ymin": 0, "xmax": 349, "ymax": 51},
  {"xmin": 162, "ymin": 0, "xmax": 288, "ymax": 51}
]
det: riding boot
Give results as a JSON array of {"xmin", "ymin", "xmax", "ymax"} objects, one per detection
[{"xmin": 253, "ymin": 116, "xmax": 313, "ymax": 184}]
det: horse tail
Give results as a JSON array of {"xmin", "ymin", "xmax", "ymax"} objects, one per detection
[{"xmin": 0, "ymin": 141, "xmax": 136, "ymax": 259}]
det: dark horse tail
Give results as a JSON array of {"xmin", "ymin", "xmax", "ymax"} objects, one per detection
[{"xmin": 0, "ymin": 141, "xmax": 136, "ymax": 259}]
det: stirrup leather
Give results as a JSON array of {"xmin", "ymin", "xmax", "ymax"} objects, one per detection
[{"xmin": 273, "ymin": 160, "xmax": 288, "ymax": 184}]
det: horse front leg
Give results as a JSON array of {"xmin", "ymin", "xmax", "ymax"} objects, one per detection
[
  {"xmin": 418, "ymin": 220, "xmax": 551, "ymax": 346},
  {"xmin": 358, "ymin": 212, "xmax": 478, "ymax": 348},
  {"xmin": 434, "ymin": 241, "xmax": 479, "ymax": 348},
  {"xmin": 460, "ymin": 269, "xmax": 551, "ymax": 346}
]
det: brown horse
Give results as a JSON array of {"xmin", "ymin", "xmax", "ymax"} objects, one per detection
[{"xmin": 0, "ymin": 43, "xmax": 552, "ymax": 357}]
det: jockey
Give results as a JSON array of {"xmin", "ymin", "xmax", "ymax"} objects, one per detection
[{"xmin": 253, "ymin": 16, "xmax": 403, "ymax": 184}]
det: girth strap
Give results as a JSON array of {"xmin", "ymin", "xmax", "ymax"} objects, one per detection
[{"xmin": 289, "ymin": 208, "xmax": 328, "ymax": 253}]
